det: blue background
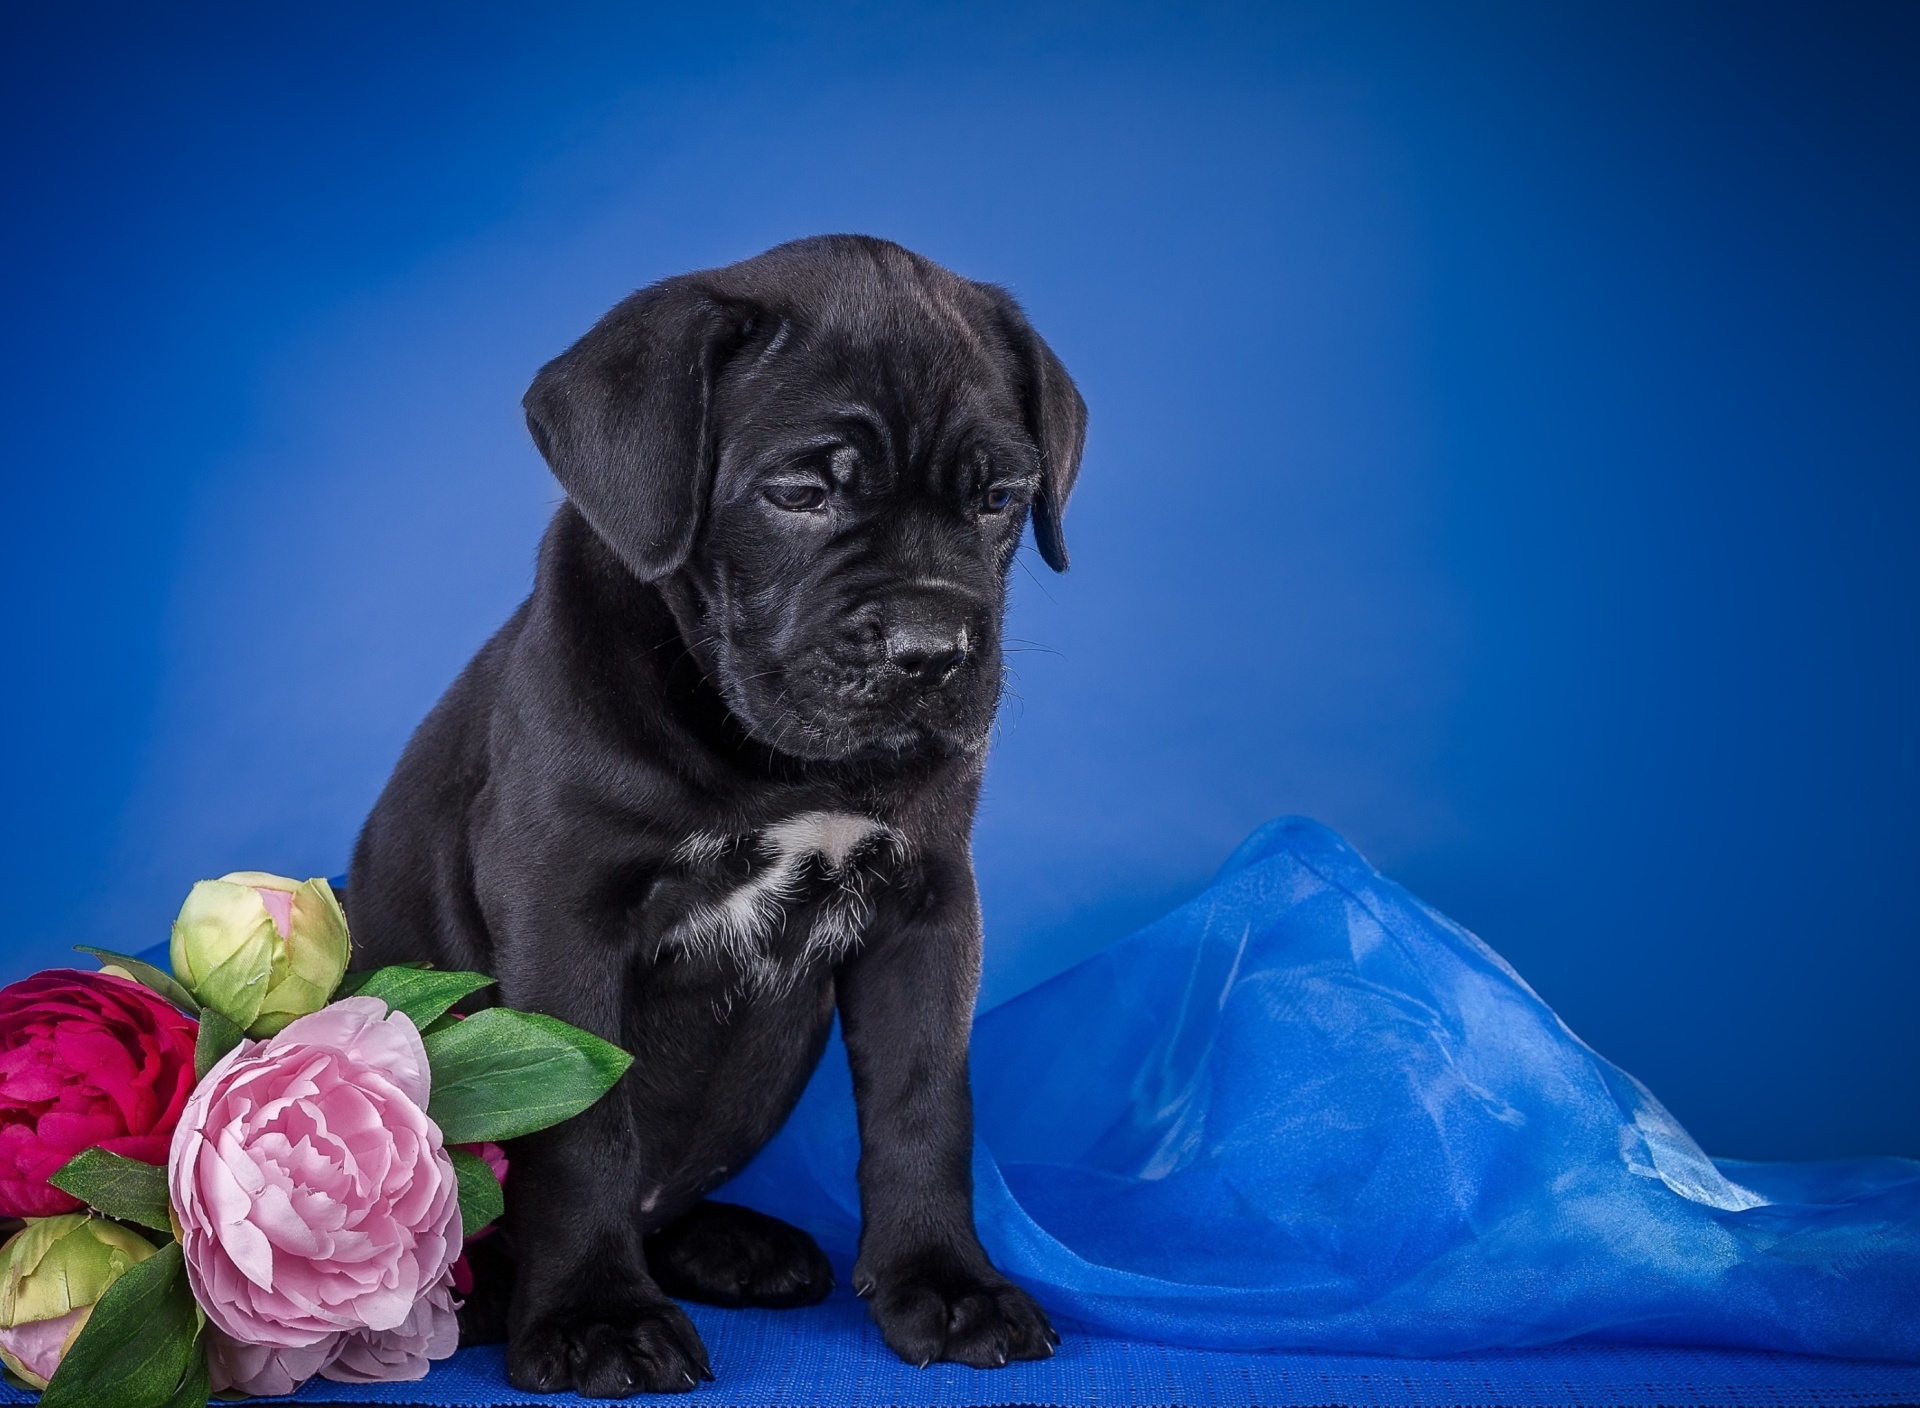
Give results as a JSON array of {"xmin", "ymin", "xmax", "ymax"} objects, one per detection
[{"xmin": 2, "ymin": 3, "xmax": 1915, "ymax": 1162}]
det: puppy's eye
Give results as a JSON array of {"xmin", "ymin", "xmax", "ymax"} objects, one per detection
[
  {"xmin": 979, "ymin": 485, "xmax": 1016, "ymax": 515},
  {"xmin": 765, "ymin": 482, "xmax": 829, "ymax": 513}
]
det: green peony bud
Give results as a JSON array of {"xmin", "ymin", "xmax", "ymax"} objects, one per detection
[
  {"xmin": 171, "ymin": 872, "xmax": 351, "ymax": 1037},
  {"xmin": 0, "ymin": 1214, "xmax": 156, "ymax": 1389}
]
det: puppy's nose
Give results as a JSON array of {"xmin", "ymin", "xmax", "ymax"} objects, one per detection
[{"xmin": 884, "ymin": 621, "xmax": 969, "ymax": 683}]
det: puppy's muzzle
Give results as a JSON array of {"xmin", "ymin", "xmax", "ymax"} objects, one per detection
[{"xmin": 883, "ymin": 619, "xmax": 969, "ymax": 686}]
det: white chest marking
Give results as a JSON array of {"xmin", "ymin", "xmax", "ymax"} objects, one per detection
[{"xmin": 669, "ymin": 811, "xmax": 899, "ymax": 991}]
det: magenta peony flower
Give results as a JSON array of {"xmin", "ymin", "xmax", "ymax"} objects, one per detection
[
  {"xmin": 447, "ymin": 1138, "xmax": 509, "ymax": 1294},
  {"xmin": 0, "ymin": 970, "xmax": 199, "ymax": 1216},
  {"xmin": 459, "ymin": 1139, "xmax": 509, "ymax": 1186},
  {"xmin": 169, "ymin": 996, "xmax": 461, "ymax": 1365},
  {"xmin": 454, "ymin": 1138, "xmax": 508, "ymax": 1236}
]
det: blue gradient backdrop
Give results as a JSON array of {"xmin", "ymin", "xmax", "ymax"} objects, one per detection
[{"xmin": 3, "ymin": 4, "xmax": 1915, "ymax": 1160}]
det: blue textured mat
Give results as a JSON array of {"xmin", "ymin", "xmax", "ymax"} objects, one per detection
[{"xmin": 8, "ymin": 1289, "xmax": 1920, "ymax": 1406}]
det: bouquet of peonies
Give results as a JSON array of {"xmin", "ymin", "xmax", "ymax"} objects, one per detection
[{"xmin": 0, "ymin": 873, "xmax": 629, "ymax": 1405}]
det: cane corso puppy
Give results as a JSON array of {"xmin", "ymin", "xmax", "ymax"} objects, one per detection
[{"xmin": 346, "ymin": 235, "xmax": 1086, "ymax": 1398}]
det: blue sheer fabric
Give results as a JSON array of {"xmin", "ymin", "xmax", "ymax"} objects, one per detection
[{"xmin": 719, "ymin": 817, "xmax": 1920, "ymax": 1361}]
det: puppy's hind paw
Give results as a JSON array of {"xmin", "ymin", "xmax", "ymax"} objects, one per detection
[
  {"xmin": 863, "ymin": 1256, "xmax": 1057, "ymax": 1370},
  {"xmin": 508, "ymin": 1298, "xmax": 712, "ymax": 1399},
  {"xmin": 647, "ymin": 1200, "xmax": 835, "ymax": 1310}
]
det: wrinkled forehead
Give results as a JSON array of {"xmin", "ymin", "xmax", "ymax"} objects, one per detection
[{"xmin": 714, "ymin": 297, "xmax": 1035, "ymax": 480}]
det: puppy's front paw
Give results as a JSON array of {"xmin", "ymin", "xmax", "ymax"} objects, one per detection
[
  {"xmin": 858, "ymin": 1253, "xmax": 1057, "ymax": 1369},
  {"xmin": 509, "ymin": 1296, "xmax": 713, "ymax": 1398}
]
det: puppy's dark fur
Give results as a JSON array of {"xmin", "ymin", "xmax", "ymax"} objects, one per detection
[{"xmin": 347, "ymin": 236, "xmax": 1086, "ymax": 1398}]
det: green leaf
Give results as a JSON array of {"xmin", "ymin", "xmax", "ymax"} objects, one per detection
[
  {"xmin": 448, "ymin": 1147, "xmax": 505, "ymax": 1237},
  {"xmin": 41, "ymin": 1241, "xmax": 199, "ymax": 1408},
  {"xmin": 425, "ymin": 1008, "xmax": 633, "ymax": 1143},
  {"xmin": 159, "ymin": 1335, "xmax": 208, "ymax": 1408},
  {"xmin": 194, "ymin": 1006, "xmax": 245, "ymax": 1081},
  {"xmin": 348, "ymin": 966, "xmax": 495, "ymax": 1030},
  {"xmin": 75, "ymin": 947, "xmax": 200, "ymax": 1016},
  {"xmin": 47, "ymin": 1150, "xmax": 173, "ymax": 1235},
  {"xmin": 332, "ymin": 959, "xmax": 429, "ymax": 998}
]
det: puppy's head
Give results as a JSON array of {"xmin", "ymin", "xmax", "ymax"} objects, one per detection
[{"xmin": 524, "ymin": 236, "xmax": 1086, "ymax": 762}]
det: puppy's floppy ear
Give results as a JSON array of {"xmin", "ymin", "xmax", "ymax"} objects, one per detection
[
  {"xmin": 523, "ymin": 278, "xmax": 757, "ymax": 581},
  {"xmin": 978, "ymin": 285, "xmax": 1088, "ymax": 572}
]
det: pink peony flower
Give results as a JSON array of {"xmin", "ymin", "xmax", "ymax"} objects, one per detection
[
  {"xmin": 320, "ymin": 1278, "xmax": 460, "ymax": 1383},
  {"xmin": 0, "ymin": 1308, "xmax": 87, "ymax": 1387},
  {"xmin": 169, "ymin": 996, "xmax": 461, "ymax": 1366},
  {"xmin": 205, "ymin": 1279, "xmax": 461, "ymax": 1394},
  {"xmin": 204, "ymin": 1332, "xmax": 335, "ymax": 1397}
]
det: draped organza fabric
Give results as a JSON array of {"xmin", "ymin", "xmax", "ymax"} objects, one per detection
[{"xmin": 720, "ymin": 818, "xmax": 1920, "ymax": 1360}]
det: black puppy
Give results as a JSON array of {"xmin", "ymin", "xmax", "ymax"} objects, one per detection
[{"xmin": 347, "ymin": 235, "xmax": 1086, "ymax": 1398}]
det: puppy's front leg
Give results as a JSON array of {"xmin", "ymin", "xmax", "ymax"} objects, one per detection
[
  {"xmin": 838, "ymin": 863, "xmax": 1057, "ymax": 1368},
  {"xmin": 499, "ymin": 950, "xmax": 711, "ymax": 1397}
]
